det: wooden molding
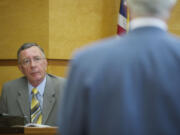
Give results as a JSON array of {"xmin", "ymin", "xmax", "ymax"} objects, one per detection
[{"xmin": 0, "ymin": 59, "xmax": 69, "ymax": 66}]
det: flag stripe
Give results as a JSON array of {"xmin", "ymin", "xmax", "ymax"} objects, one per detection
[
  {"xmin": 118, "ymin": 14, "xmax": 127, "ymax": 30},
  {"xmin": 120, "ymin": 0, "xmax": 127, "ymax": 17},
  {"xmin": 117, "ymin": 0, "xmax": 128, "ymax": 35},
  {"xmin": 117, "ymin": 25, "xmax": 126, "ymax": 35}
]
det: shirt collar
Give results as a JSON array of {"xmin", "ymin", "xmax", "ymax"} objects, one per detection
[
  {"xmin": 28, "ymin": 76, "xmax": 47, "ymax": 96},
  {"xmin": 130, "ymin": 17, "xmax": 167, "ymax": 31}
]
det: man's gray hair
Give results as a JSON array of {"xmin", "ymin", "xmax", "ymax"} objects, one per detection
[
  {"xmin": 17, "ymin": 43, "xmax": 46, "ymax": 62},
  {"xmin": 127, "ymin": 0, "xmax": 177, "ymax": 19}
]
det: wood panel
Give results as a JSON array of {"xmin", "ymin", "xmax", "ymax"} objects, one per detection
[
  {"xmin": 0, "ymin": 0, "xmax": 49, "ymax": 59},
  {"xmin": 47, "ymin": 59, "xmax": 69, "ymax": 77},
  {"xmin": 0, "ymin": 127, "xmax": 58, "ymax": 135},
  {"xmin": 168, "ymin": 0, "xmax": 180, "ymax": 35},
  {"xmin": 49, "ymin": 0, "xmax": 120, "ymax": 59}
]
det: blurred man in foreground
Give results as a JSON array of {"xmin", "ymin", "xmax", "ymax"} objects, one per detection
[{"xmin": 58, "ymin": 0, "xmax": 180, "ymax": 134}]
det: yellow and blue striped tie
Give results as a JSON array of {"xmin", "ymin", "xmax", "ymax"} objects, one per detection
[{"xmin": 31, "ymin": 88, "xmax": 42, "ymax": 124}]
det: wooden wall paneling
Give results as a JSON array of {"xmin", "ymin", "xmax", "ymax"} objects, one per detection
[
  {"xmin": 47, "ymin": 59, "xmax": 69, "ymax": 77},
  {"xmin": 0, "ymin": 0, "xmax": 49, "ymax": 59},
  {"xmin": 168, "ymin": 0, "xmax": 180, "ymax": 35},
  {"xmin": 49, "ymin": 0, "xmax": 120, "ymax": 59}
]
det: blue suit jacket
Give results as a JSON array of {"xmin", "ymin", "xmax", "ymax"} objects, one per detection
[{"xmin": 59, "ymin": 27, "xmax": 180, "ymax": 135}]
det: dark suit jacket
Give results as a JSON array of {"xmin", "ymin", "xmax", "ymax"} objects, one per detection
[
  {"xmin": 59, "ymin": 27, "xmax": 180, "ymax": 135},
  {"xmin": 0, "ymin": 74, "xmax": 65, "ymax": 126}
]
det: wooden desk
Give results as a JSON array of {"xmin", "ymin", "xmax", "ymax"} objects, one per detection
[{"xmin": 0, "ymin": 127, "xmax": 58, "ymax": 135}]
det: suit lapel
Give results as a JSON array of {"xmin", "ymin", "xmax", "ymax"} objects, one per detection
[
  {"xmin": 17, "ymin": 79, "xmax": 30, "ymax": 122},
  {"xmin": 42, "ymin": 75, "xmax": 56, "ymax": 124}
]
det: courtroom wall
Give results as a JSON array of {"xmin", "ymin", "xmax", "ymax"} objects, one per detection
[
  {"xmin": 49, "ymin": 0, "xmax": 120, "ymax": 59},
  {"xmin": 168, "ymin": 0, "xmax": 180, "ymax": 34},
  {"xmin": 0, "ymin": 0, "xmax": 49, "ymax": 59}
]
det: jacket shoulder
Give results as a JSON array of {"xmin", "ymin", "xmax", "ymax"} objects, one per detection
[
  {"xmin": 2, "ymin": 76, "xmax": 27, "ymax": 88},
  {"xmin": 46, "ymin": 74, "xmax": 66, "ymax": 85}
]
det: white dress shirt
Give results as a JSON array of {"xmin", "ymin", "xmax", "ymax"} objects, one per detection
[{"xmin": 130, "ymin": 17, "xmax": 167, "ymax": 31}]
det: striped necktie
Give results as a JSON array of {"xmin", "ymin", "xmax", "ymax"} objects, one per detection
[{"xmin": 31, "ymin": 88, "xmax": 42, "ymax": 124}]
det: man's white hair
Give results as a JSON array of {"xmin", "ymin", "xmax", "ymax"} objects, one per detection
[{"xmin": 127, "ymin": 0, "xmax": 177, "ymax": 19}]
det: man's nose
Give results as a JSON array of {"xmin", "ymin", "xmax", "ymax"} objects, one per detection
[{"xmin": 30, "ymin": 59, "xmax": 37, "ymax": 66}]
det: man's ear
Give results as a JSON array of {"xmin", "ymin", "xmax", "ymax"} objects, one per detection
[
  {"xmin": 45, "ymin": 59, "xmax": 48, "ymax": 70},
  {"xmin": 18, "ymin": 64, "xmax": 24, "ymax": 74}
]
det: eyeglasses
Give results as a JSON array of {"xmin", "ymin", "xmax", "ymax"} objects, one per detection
[{"xmin": 21, "ymin": 57, "xmax": 45, "ymax": 66}]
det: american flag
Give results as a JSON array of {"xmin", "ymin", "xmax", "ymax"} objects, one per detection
[{"xmin": 117, "ymin": 0, "xmax": 128, "ymax": 35}]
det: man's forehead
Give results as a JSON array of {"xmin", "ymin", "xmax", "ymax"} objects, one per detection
[{"xmin": 20, "ymin": 46, "xmax": 43, "ymax": 58}]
